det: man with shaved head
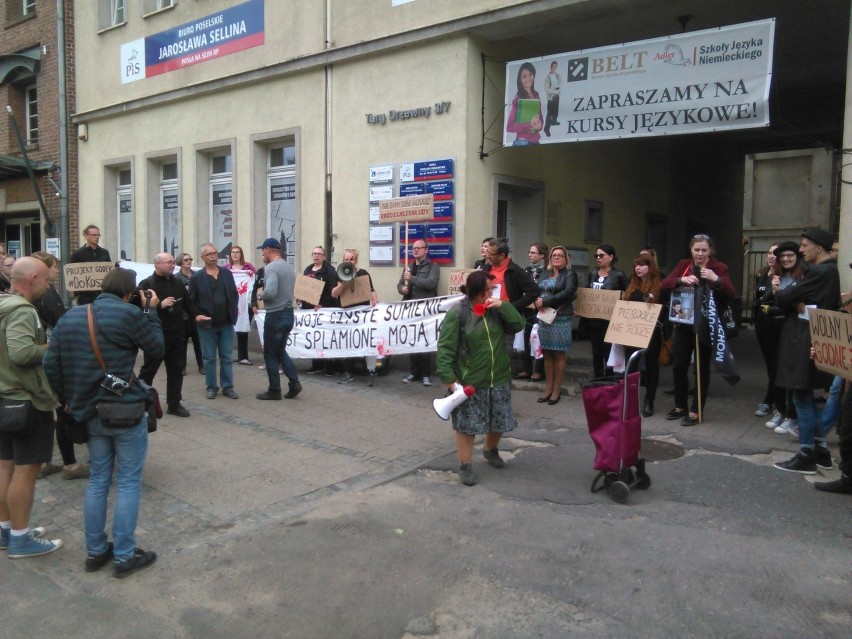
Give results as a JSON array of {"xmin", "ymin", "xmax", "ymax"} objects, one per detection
[
  {"xmin": 1, "ymin": 257, "xmax": 63, "ymax": 558},
  {"xmin": 138, "ymin": 253, "xmax": 191, "ymax": 417}
]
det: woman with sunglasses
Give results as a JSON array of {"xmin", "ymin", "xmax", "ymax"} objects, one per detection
[
  {"xmin": 756, "ymin": 241, "xmax": 805, "ymax": 436},
  {"xmin": 660, "ymin": 234, "xmax": 735, "ymax": 426},
  {"xmin": 585, "ymin": 244, "xmax": 628, "ymax": 378},
  {"xmin": 533, "ymin": 246, "xmax": 578, "ymax": 405},
  {"xmin": 175, "ymin": 253, "xmax": 203, "ymax": 375}
]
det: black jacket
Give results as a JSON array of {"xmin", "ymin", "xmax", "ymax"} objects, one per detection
[
  {"xmin": 138, "ymin": 272, "xmax": 187, "ymax": 333},
  {"xmin": 539, "ymin": 268, "xmax": 578, "ymax": 316},
  {"xmin": 483, "ymin": 260, "xmax": 540, "ymax": 310},
  {"xmin": 775, "ymin": 258, "xmax": 840, "ymax": 390}
]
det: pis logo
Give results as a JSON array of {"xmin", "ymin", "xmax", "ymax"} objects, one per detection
[{"xmin": 125, "ymin": 48, "xmax": 141, "ymax": 76}]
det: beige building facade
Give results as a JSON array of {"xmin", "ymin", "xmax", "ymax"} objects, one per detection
[{"xmin": 72, "ymin": 0, "xmax": 850, "ymax": 299}]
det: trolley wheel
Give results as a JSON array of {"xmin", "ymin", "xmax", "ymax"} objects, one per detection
[
  {"xmin": 608, "ymin": 481, "xmax": 630, "ymax": 503},
  {"xmin": 636, "ymin": 472, "xmax": 651, "ymax": 490}
]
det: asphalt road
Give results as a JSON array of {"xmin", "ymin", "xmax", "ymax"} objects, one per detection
[{"xmin": 3, "ymin": 329, "xmax": 850, "ymax": 638}]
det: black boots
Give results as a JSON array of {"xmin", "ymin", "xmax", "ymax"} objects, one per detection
[{"xmin": 641, "ymin": 397, "xmax": 654, "ymax": 418}]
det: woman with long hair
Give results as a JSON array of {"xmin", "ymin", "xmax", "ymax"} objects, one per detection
[
  {"xmin": 533, "ymin": 246, "xmax": 578, "ymax": 405},
  {"xmin": 660, "ymin": 234, "xmax": 735, "ymax": 426},
  {"xmin": 624, "ymin": 253, "xmax": 662, "ymax": 417},
  {"xmin": 585, "ymin": 243, "xmax": 628, "ymax": 378},
  {"xmin": 224, "ymin": 245, "xmax": 257, "ymax": 365},
  {"xmin": 436, "ymin": 270, "xmax": 524, "ymax": 486},
  {"xmin": 752, "ymin": 243, "xmax": 779, "ymax": 418},
  {"xmin": 758, "ymin": 241, "xmax": 805, "ymax": 436},
  {"xmin": 505, "ymin": 62, "xmax": 544, "ymax": 146}
]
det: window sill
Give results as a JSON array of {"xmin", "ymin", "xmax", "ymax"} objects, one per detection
[
  {"xmin": 97, "ymin": 21, "xmax": 127, "ymax": 35},
  {"xmin": 4, "ymin": 12, "xmax": 36, "ymax": 29},
  {"xmin": 143, "ymin": 4, "xmax": 176, "ymax": 19}
]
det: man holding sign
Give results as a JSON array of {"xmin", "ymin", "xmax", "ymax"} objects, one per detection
[
  {"xmin": 69, "ymin": 225, "xmax": 111, "ymax": 305},
  {"xmin": 398, "ymin": 240, "xmax": 439, "ymax": 386}
]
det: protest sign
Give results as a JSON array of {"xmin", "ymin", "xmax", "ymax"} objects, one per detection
[
  {"xmin": 604, "ymin": 300, "xmax": 663, "ymax": 348},
  {"xmin": 575, "ymin": 288, "xmax": 621, "ymax": 320},
  {"xmin": 339, "ymin": 275, "xmax": 373, "ymax": 308},
  {"xmin": 288, "ymin": 295, "xmax": 461, "ymax": 359},
  {"xmin": 379, "ymin": 194, "xmax": 435, "ymax": 223},
  {"xmin": 294, "ymin": 275, "xmax": 324, "ymax": 307},
  {"xmin": 63, "ymin": 262, "xmax": 114, "ymax": 292},
  {"xmin": 447, "ymin": 269, "xmax": 477, "ymax": 296},
  {"xmin": 808, "ymin": 309, "xmax": 852, "ymax": 379}
]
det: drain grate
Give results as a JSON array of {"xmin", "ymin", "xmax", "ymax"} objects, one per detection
[{"xmin": 640, "ymin": 438, "xmax": 685, "ymax": 462}]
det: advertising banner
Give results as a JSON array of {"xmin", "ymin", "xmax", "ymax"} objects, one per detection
[{"xmin": 504, "ymin": 19, "xmax": 774, "ymax": 145}]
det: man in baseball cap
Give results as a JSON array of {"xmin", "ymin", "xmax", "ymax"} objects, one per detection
[{"xmin": 256, "ymin": 238, "xmax": 282, "ymax": 251}]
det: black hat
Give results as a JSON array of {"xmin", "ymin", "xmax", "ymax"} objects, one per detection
[
  {"xmin": 773, "ymin": 241, "xmax": 800, "ymax": 257},
  {"xmin": 801, "ymin": 228, "xmax": 834, "ymax": 252}
]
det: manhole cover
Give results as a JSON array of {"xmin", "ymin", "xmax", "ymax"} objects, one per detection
[{"xmin": 640, "ymin": 438, "xmax": 685, "ymax": 461}]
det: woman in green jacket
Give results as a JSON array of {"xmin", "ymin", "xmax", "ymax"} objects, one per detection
[{"xmin": 436, "ymin": 270, "xmax": 524, "ymax": 486}]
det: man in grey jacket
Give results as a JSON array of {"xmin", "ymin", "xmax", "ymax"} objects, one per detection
[
  {"xmin": 398, "ymin": 240, "xmax": 440, "ymax": 386},
  {"xmin": 256, "ymin": 238, "xmax": 301, "ymax": 400}
]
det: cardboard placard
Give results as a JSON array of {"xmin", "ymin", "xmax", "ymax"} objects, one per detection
[
  {"xmin": 339, "ymin": 275, "xmax": 373, "ymax": 308},
  {"xmin": 63, "ymin": 262, "xmax": 114, "ymax": 292},
  {"xmin": 808, "ymin": 309, "xmax": 852, "ymax": 379},
  {"xmin": 378, "ymin": 194, "xmax": 435, "ymax": 223},
  {"xmin": 447, "ymin": 269, "xmax": 477, "ymax": 296},
  {"xmin": 575, "ymin": 288, "xmax": 622, "ymax": 320},
  {"xmin": 294, "ymin": 274, "xmax": 324, "ymax": 307},
  {"xmin": 604, "ymin": 300, "xmax": 663, "ymax": 348}
]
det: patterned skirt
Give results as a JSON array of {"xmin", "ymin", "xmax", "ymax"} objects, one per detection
[
  {"xmin": 451, "ymin": 381, "xmax": 518, "ymax": 435},
  {"xmin": 539, "ymin": 315, "xmax": 573, "ymax": 352}
]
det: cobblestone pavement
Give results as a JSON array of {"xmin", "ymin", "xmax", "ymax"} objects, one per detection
[{"xmin": 27, "ymin": 326, "xmax": 831, "ymax": 558}]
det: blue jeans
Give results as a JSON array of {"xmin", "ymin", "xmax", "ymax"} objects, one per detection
[
  {"xmin": 263, "ymin": 308, "xmax": 298, "ymax": 391},
  {"xmin": 820, "ymin": 375, "xmax": 843, "ymax": 433},
  {"xmin": 792, "ymin": 390, "xmax": 828, "ymax": 449},
  {"xmin": 85, "ymin": 416, "xmax": 148, "ymax": 563},
  {"xmin": 198, "ymin": 323, "xmax": 235, "ymax": 392}
]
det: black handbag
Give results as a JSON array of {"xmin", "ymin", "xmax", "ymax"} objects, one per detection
[
  {"xmin": 95, "ymin": 400, "xmax": 146, "ymax": 428},
  {"xmin": 0, "ymin": 398, "xmax": 32, "ymax": 433}
]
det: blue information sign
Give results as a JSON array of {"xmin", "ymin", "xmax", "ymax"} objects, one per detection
[
  {"xmin": 412, "ymin": 159, "xmax": 454, "ymax": 182},
  {"xmin": 426, "ymin": 181, "xmax": 453, "ymax": 201}
]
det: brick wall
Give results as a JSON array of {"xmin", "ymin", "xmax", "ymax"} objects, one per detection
[{"xmin": 0, "ymin": 1, "xmax": 78, "ymax": 251}]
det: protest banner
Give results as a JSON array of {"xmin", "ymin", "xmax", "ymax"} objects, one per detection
[
  {"xmin": 378, "ymin": 194, "xmax": 435, "ymax": 223},
  {"xmin": 808, "ymin": 309, "xmax": 852, "ymax": 379},
  {"xmin": 447, "ymin": 269, "xmax": 477, "ymax": 296},
  {"xmin": 288, "ymin": 295, "xmax": 462, "ymax": 359},
  {"xmin": 669, "ymin": 287, "xmax": 696, "ymax": 325},
  {"xmin": 294, "ymin": 274, "xmax": 324, "ymax": 307},
  {"xmin": 575, "ymin": 288, "xmax": 622, "ymax": 320},
  {"xmin": 604, "ymin": 300, "xmax": 663, "ymax": 348},
  {"xmin": 339, "ymin": 275, "xmax": 373, "ymax": 308},
  {"xmin": 504, "ymin": 19, "xmax": 774, "ymax": 146},
  {"xmin": 63, "ymin": 262, "xmax": 114, "ymax": 292}
]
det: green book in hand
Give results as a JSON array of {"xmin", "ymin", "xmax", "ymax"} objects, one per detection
[{"xmin": 515, "ymin": 99, "xmax": 541, "ymax": 124}]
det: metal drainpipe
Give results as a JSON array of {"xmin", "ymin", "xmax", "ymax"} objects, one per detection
[
  {"xmin": 324, "ymin": 0, "xmax": 334, "ymax": 262},
  {"xmin": 57, "ymin": 0, "xmax": 71, "ymax": 304}
]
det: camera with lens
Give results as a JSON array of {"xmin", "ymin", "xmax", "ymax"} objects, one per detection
[{"xmin": 101, "ymin": 372, "xmax": 131, "ymax": 396}]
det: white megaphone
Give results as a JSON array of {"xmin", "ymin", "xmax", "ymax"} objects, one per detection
[{"xmin": 433, "ymin": 383, "xmax": 476, "ymax": 421}]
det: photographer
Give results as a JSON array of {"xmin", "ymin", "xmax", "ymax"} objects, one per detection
[{"xmin": 44, "ymin": 268, "xmax": 164, "ymax": 578}]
